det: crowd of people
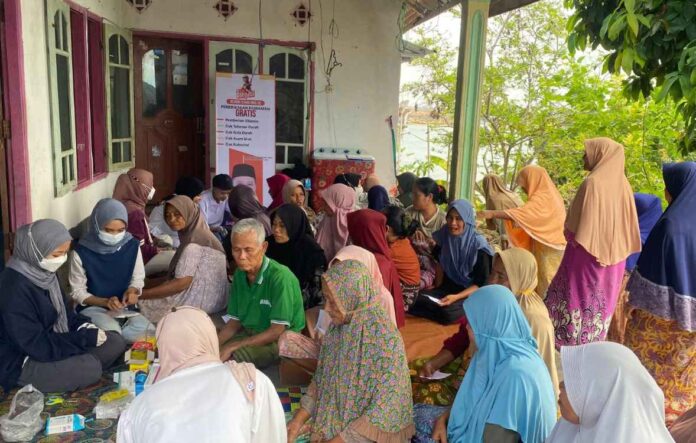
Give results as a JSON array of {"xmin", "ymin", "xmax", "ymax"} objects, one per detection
[{"xmin": 0, "ymin": 136, "xmax": 694, "ymax": 442}]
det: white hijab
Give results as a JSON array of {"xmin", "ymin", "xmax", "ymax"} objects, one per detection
[{"xmin": 546, "ymin": 342, "xmax": 674, "ymax": 443}]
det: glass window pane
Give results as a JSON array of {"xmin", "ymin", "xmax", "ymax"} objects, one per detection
[
  {"xmin": 275, "ymin": 145, "xmax": 286, "ymax": 164},
  {"xmin": 269, "ymin": 54, "xmax": 286, "ymax": 79},
  {"xmin": 112, "ymin": 141, "xmax": 122, "ymax": 164},
  {"xmin": 110, "ymin": 66, "xmax": 131, "ymax": 138},
  {"xmin": 123, "ymin": 141, "xmax": 132, "ymax": 162},
  {"xmin": 142, "ymin": 49, "xmax": 167, "ymax": 117},
  {"xmin": 216, "ymin": 49, "xmax": 233, "ymax": 73},
  {"xmin": 54, "ymin": 12, "xmax": 61, "ymax": 50},
  {"xmin": 288, "ymin": 146, "xmax": 304, "ymax": 164},
  {"xmin": 119, "ymin": 36, "xmax": 129, "ymax": 65},
  {"xmin": 61, "ymin": 13, "xmax": 68, "ymax": 52},
  {"xmin": 61, "ymin": 156, "xmax": 68, "ymax": 185},
  {"xmin": 276, "ymin": 81, "xmax": 304, "ymax": 144},
  {"xmin": 69, "ymin": 154, "xmax": 75, "ymax": 181},
  {"xmin": 173, "ymin": 50, "xmax": 194, "ymax": 116},
  {"xmin": 109, "ymin": 35, "xmax": 119, "ymax": 63},
  {"xmin": 235, "ymin": 50, "xmax": 253, "ymax": 74},
  {"xmin": 288, "ymin": 54, "xmax": 305, "ymax": 80},
  {"xmin": 56, "ymin": 54, "xmax": 72, "ymax": 152}
]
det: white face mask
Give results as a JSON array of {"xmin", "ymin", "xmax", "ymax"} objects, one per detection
[
  {"xmin": 99, "ymin": 230, "xmax": 125, "ymax": 246},
  {"xmin": 39, "ymin": 254, "xmax": 68, "ymax": 273},
  {"xmin": 147, "ymin": 187, "xmax": 156, "ymax": 201}
]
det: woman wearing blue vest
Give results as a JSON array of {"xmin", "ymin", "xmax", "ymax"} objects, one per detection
[{"xmin": 69, "ymin": 198, "xmax": 152, "ymax": 343}]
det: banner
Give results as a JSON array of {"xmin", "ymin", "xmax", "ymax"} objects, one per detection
[{"xmin": 215, "ymin": 73, "xmax": 276, "ymax": 205}]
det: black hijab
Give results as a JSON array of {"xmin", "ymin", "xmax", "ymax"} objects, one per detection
[{"xmin": 266, "ymin": 204, "xmax": 326, "ymax": 288}]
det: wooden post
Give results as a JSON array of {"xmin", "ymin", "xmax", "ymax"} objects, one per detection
[{"xmin": 449, "ymin": 0, "xmax": 490, "ymax": 201}]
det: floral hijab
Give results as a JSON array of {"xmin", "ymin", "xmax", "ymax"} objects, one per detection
[{"xmin": 311, "ymin": 260, "xmax": 414, "ymax": 442}]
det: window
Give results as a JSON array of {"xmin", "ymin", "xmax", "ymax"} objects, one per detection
[
  {"xmin": 265, "ymin": 48, "xmax": 309, "ymax": 168},
  {"xmin": 47, "ymin": 0, "xmax": 77, "ymax": 195},
  {"xmin": 106, "ymin": 26, "xmax": 134, "ymax": 170}
]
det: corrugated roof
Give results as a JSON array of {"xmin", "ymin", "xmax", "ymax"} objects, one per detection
[{"xmin": 403, "ymin": 0, "xmax": 540, "ymax": 30}]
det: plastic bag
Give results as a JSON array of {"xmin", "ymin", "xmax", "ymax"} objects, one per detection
[
  {"xmin": 94, "ymin": 391, "xmax": 134, "ymax": 419},
  {"xmin": 0, "ymin": 384, "xmax": 45, "ymax": 442}
]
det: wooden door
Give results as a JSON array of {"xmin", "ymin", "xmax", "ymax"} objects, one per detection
[{"xmin": 134, "ymin": 37, "xmax": 204, "ymax": 200}]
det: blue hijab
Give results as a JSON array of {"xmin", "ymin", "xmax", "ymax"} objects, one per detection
[
  {"xmin": 635, "ymin": 162, "xmax": 696, "ymax": 302},
  {"xmin": 433, "ymin": 199, "xmax": 493, "ymax": 287},
  {"xmin": 367, "ymin": 185, "xmax": 390, "ymax": 212},
  {"xmin": 625, "ymin": 193, "xmax": 662, "ymax": 271},
  {"xmin": 78, "ymin": 198, "xmax": 134, "ymax": 254},
  {"xmin": 448, "ymin": 285, "xmax": 556, "ymax": 443}
]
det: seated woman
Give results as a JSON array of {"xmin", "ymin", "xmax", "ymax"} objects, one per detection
[
  {"xmin": 410, "ymin": 200, "xmax": 494, "ymax": 324},
  {"xmin": 316, "ymin": 183, "xmax": 356, "ymax": 262},
  {"xmin": 396, "ymin": 171, "xmax": 417, "ymax": 208},
  {"xmin": 367, "ymin": 185, "xmax": 390, "ymax": 212},
  {"xmin": 139, "ymin": 196, "xmax": 228, "ymax": 323},
  {"xmin": 348, "ymin": 208, "xmax": 406, "ymax": 327},
  {"xmin": 384, "ymin": 205, "xmax": 421, "ymax": 310},
  {"xmin": 149, "ymin": 176, "xmax": 205, "ymax": 248},
  {"xmin": 267, "ymin": 204, "xmax": 326, "ymax": 309},
  {"xmin": 69, "ymin": 198, "xmax": 152, "ymax": 343},
  {"xmin": 415, "ymin": 285, "xmax": 556, "ymax": 443},
  {"xmin": 266, "ymin": 173, "xmax": 290, "ymax": 211},
  {"xmin": 0, "ymin": 220, "xmax": 127, "ymax": 393},
  {"xmin": 282, "ymin": 179, "xmax": 318, "ymax": 230},
  {"xmin": 228, "ymin": 184, "xmax": 272, "ymax": 235},
  {"xmin": 546, "ymin": 342, "xmax": 674, "ymax": 443},
  {"xmin": 286, "ymin": 260, "xmax": 414, "ymax": 443},
  {"xmin": 117, "ymin": 306, "xmax": 286, "ymax": 443}
]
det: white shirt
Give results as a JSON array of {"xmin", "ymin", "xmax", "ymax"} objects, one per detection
[
  {"xmin": 117, "ymin": 362, "xmax": 287, "ymax": 443},
  {"xmin": 148, "ymin": 204, "xmax": 180, "ymax": 248},
  {"xmin": 69, "ymin": 248, "xmax": 145, "ymax": 305},
  {"xmin": 198, "ymin": 189, "xmax": 230, "ymax": 228}
]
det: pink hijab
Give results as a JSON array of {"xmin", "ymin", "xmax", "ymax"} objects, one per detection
[
  {"xmin": 332, "ymin": 245, "xmax": 397, "ymax": 326},
  {"xmin": 112, "ymin": 168, "xmax": 154, "ymax": 213},
  {"xmin": 316, "ymin": 184, "xmax": 355, "ymax": 262}
]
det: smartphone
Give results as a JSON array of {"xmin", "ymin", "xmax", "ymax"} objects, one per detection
[{"xmin": 303, "ymin": 177, "xmax": 312, "ymax": 190}]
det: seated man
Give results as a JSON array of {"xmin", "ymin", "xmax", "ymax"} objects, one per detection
[
  {"xmin": 219, "ymin": 218, "xmax": 305, "ymax": 369},
  {"xmin": 198, "ymin": 174, "xmax": 233, "ymax": 243}
]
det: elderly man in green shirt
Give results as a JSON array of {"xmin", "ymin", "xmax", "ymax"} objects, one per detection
[{"xmin": 218, "ymin": 218, "xmax": 305, "ymax": 368}]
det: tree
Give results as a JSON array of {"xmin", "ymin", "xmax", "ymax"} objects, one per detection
[{"xmin": 566, "ymin": 0, "xmax": 696, "ymax": 152}]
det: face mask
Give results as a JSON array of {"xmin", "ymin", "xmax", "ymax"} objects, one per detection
[
  {"xmin": 99, "ymin": 230, "xmax": 125, "ymax": 245},
  {"xmin": 39, "ymin": 254, "xmax": 68, "ymax": 273},
  {"xmin": 147, "ymin": 187, "xmax": 156, "ymax": 201}
]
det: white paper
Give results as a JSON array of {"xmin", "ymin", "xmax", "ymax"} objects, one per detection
[
  {"xmin": 424, "ymin": 370, "xmax": 451, "ymax": 380},
  {"xmin": 315, "ymin": 309, "xmax": 331, "ymax": 336},
  {"xmin": 221, "ymin": 314, "xmax": 233, "ymax": 324},
  {"xmin": 109, "ymin": 310, "xmax": 140, "ymax": 319},
  {"xmin": 426, "ymin": 295, "xmax": 443, "ymax": 305}
]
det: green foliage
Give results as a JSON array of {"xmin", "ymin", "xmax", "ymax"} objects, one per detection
[
  {"xmin": 402, "ymin": 0, "xmax": 690, "ymax": 205},
  {"xmin": 566, "ymin": 0, "xmax": 696, "ymax": 152}
]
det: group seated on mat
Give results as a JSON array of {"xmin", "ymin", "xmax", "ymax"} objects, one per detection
[{"xmin": 1, "ymin": 147, "xmax": 695, "ymax": 443}]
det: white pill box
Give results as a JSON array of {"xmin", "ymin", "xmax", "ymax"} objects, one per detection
[{"xmin": 45, "ymin": 414, "xmax": 85, "ymax": 435}]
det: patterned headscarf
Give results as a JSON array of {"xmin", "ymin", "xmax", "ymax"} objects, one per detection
[
  {"xmin": 112, "ymin": 168, "xmax": 154, "ymax": 213},
  {"xmin": 311, "ymin": 260, "xmax": 414, "ymax": 442}
]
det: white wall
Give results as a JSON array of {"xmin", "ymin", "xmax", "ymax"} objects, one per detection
[{"xmin": 20, "ymin": 0, "xmax": 403, "ymax": 228}]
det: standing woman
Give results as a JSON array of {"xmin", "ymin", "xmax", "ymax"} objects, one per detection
[
  {"xmin": 545, "ymin": 138, "xmax": 640, "ymax": 348},
  {"xmin": 479, "ymin": 165, "xmax": 566, "ymax": 297},
  {"xmin": 228, "ymin": 185, "xmax": 272, "ymax": 235},
  {"xmin": 281, "ymin": 179, "xmax": 318, "ymax": 230},
  {"xmin": 383, "ymin": 205, "xmax": 421, "ymax": 310},
  {"xmin": 0, "ymin": 220, "xmax": 127, "ymax": 392},
  {"xmin": 396, "ymin": 172, "xmax": 417, "ymax": 208},
  {"xmin": 480, "ymin": 174, "xmax": 523, "ymax": 247},
  {"xmin": 625, "ymin": 162, "xmax": 696, "ymax": 425},
  {"xmin": 315, "ymin": 183, "xmax": 355, "ymax": 262},
  {"xmin": 112, "ymin": 168, "xmax": 158, "ymax": 264},
  {"xmin": 348, "ymin": 209, "xmax": 406, "ymax": 327},
  {"xmin": 139, "ymin": 196, "xmax": 228, "ymax": 323}
]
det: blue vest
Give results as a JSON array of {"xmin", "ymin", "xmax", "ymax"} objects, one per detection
[{"xmin": 74, "ymin": 238, "xmax": 139, "ymax": 305}]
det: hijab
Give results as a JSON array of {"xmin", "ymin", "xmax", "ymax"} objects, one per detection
[
  {"xmin": 266, "ymin": 173, "xmax": 291, "ymax": 210},
  {"xmin": 78, "ymin": 198, "xmax": 134, "ymax": 254},
  {"xmin": 266, "ymin": 204, "xmax": 325, "ymax": 287},
  {"xmin": 433, "ymin": 200, "xmax": 494, "ymax": 287},
  {"xmin": 167, "ymin": 196, "xmax": 225, "ymax": 277},
  {"xmin": 505, "ymin": 165, "xmax": 567, "ymax": 249},
  {"xmin": 332, "ymin": 245, "xmax": 397, "ymax": 326},
  {"xmin": 632, "ymin": 162, "xmax": 696, "ymax": 329},
  {"xmin": 565, "ymin": 138, "xmax": 641, "ymax": 265},
  {"xmin": 112, "ymin": 168, "xmax": 154, "ymax": 213},
  {"xmin": 497, "ymin": 247, "xmax": 559, "ymax": 397},
  {"xmin": 546, "ymin": 342, "xmax": 674, "ymax": 443},
  {"xmin": 625, "ymin": 193, "xmax": 663, "ymax": 271},
  {"xmin": 281, "ymin": 179, "xmax": 307, "ymax": 207},
  {"xmin": 316, "ymin": 184, "xmax": 355, "ymax": 262},
  {"xmin": 396, "ymin": 172, "xmax": 416, "ymax": 207},
  {"xmin": 482, "ymin": 174, "xmax": 522, "ymax": 230},
  {"xmin": 347, "ymin": 209, "xmax": 406, "ymax": 327},
  {"xmin": 7, "ymin": 219, "xmax": 72, "ymax": 333},
  {"xmin": 312, "ymin": 260, "xmax": 414, "ymax": 442},
  {"xmin": 228, "ymin": 185, "xmax": 272, "ymax": 235},
  {"xmin": 367, "ymin": 185, "xmax": 390, "ymax": 212},
  {"xmin": 448, "ymin": 285, "xmax": 556, "ymax": 443}
]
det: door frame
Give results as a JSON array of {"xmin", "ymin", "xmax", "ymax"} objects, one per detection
[{"xmin": 133, "ymin": 29, "xmax": 315, "ymax": 187}]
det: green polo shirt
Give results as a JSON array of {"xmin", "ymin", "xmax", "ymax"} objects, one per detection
[{"xmin": 228, "ymin": 256, "xmax": 305, "ymax": 334}]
